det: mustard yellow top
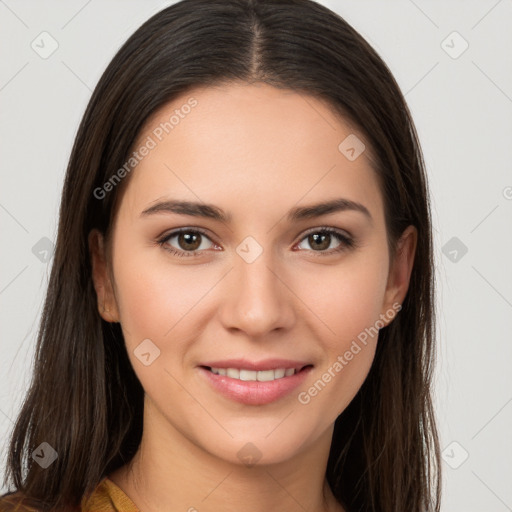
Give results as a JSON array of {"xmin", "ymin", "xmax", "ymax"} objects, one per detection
[{"xmin": 0, "ymin": 477, "xmax": 139, "ymax": 512}]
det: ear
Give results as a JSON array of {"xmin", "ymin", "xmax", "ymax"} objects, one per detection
[
  {"xmin": 88, "ymin": 229, "xmax": 120, "ymax": 323},
  {"xmin": 380, "ymin": 225, "xmax": 417, "ymax": 326}
]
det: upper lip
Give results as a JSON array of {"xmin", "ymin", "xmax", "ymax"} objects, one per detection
[{"xmin": 199, "ymin": 358, "xmax": 313, "ymax": 372}]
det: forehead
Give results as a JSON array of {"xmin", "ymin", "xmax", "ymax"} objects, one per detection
[{"xmin": 119, "ymin": 82, "xmax": 384, "ymax": 224}]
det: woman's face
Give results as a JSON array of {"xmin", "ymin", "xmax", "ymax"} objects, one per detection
[{"xmin": 91, "ymin": 82, "xmax": 415, "ymax": 466}]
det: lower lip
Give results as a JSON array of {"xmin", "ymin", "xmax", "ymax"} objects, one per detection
[{"xmin": 198, "ymin": 366, "xmax": 313, "ymax": 405}]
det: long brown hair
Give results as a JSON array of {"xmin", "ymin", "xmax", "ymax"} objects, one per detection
[{"xmin": 2, "ymin": 1, "xmax": 441, "ymax": 510}]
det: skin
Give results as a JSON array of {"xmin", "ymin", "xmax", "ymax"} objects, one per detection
[{"xmin": 89, "ymin": 82, "xmax": 417, "ymax": 512}]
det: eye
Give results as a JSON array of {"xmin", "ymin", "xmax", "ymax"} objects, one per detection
[
  {"xmin": 157, "ymin": 226, "xmax": 356, "ymax": 258},
  {"xmin": 158, "ymin": 228, "xmax": 217, "ymax": 257},
  {"xmin": 295, "ymin": 227, "xmax": 355, "ymax": 254}
]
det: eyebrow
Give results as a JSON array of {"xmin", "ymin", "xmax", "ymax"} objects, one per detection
[{"xmin": 140, "ymin": 198, "xmax": 372, "ymax": 224}]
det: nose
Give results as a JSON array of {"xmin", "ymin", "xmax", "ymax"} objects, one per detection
[{"xmin": 218, "ymin": 250, "xmax": 296, "ymax": 338}]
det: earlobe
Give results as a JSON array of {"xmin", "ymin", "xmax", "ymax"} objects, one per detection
[
  {"xmin": 88, "ymin": 229, "xmax": 120, "ymax": 323},
  {"xmin": 381, "ymin": 225, "xmax": 417, "ymax": 325}
]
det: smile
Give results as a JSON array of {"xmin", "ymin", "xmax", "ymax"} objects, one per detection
[
  {"xmin": 208, "ymin": 367, "xmax": 297, "ymax": 381},
  {"xmin": 198, "ymin": 363, "xmax": 313, "ymax": 405}
]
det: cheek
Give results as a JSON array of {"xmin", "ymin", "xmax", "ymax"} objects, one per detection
[
  {"xmin": 299, "ymin": 340, "xmax": 376, "ymax": 418},
  {"xmin": 292, "ymin": 251, "xmax": 387, "ymax": 411},
  {"xmin": 296, "ymin": 250, "xmax": 389, "ymax": 345},
  {"xmin": 110, "ymin": 247, "xmax": 216, "ymax": 350}
]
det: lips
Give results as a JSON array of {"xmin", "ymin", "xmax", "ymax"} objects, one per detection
[
  {"xmin": 199, "ymin": 358, "xmax": 311, "ymax": 372},
  {"xmin": 197, "ymin": 358, "xmax": 313, "ymax": 405}
]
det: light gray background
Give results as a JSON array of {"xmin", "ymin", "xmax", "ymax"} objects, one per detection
[{"xmin": 1, "ymin": 1, "xmax": 511, "ymax": 510}]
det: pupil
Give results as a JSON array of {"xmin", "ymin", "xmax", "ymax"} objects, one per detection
[
  {"xmin": 310, "ymin": 233, "xmax": 330, "ymax": 251},
  {"xmin": 179, "ymin": 232, "xmax": 201, "ymax": 250}
]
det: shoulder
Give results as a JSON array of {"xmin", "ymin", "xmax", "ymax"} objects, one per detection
[
  {"xmin": 0, "ymin": 478, "xmax": 137, "ymax": 512},
  {"xmin": 0, "ymin": 492, "xmax": 40, "ymax": 512},
  {"xmin": 81, "ymin": 477, "xmax": 139, "ymax": 512}
]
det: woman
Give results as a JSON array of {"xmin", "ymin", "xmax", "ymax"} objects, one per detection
[{"xmin": 0, "ymin": 0, "xmax": 441, "ymax": 510}]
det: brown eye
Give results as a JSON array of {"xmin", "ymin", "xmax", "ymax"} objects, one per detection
[
  {"xmin": 176, "ymin": 232, "xmax": 202, "ymax": 251},
  {"xmin": 159, "ymin": 229, "xmax": 215, "ymax": 256},
  {"xmin": 296, "ymin": 228, "xmax": 354, "ymax": 254},
  {"xmin": 307, "ymin": 233, "xmax": 332, "ymax": 251}
]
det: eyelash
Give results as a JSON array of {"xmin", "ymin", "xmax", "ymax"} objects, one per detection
[{"xmin": 156, "ymin": 227, "xmax": 356, "ymax": 258}]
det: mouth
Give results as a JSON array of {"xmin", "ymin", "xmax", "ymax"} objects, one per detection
[
  {"xmin": 197, "ymin": 362, "xmax": 314, "ymax": 405},
  {"xmin": 200, "ymin": 364, "xmax": 312, "ymax": 382}
]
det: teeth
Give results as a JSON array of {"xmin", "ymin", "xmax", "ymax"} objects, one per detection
[
  {"xmin": 256, "ymin": 370, "xmax": 276, "ymax": 381},
  {"xmin": 209, "ymin": 367, "xmax": 297, "ymax": 381},
  {"xmin": 226, "ymin": 368, "xmax": 240, "ymax": 379},
  {"xmin": 239, "ymin": 370, "xmax": 257, "ymax": 381}
]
